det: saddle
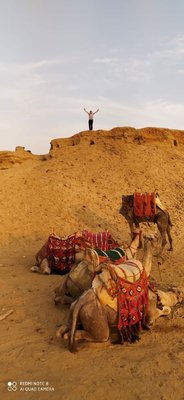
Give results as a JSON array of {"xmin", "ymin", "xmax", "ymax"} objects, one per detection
[
  {"xmin": 92, "ymin": 260, "xmax": 144, "ymax": 295},
  {"xmin": 82, "ymin": 230, "xmax": 119, "ymax": 251},
  {"xmin": 134, "ymin": 192, "xmax": 156, "ymax": 217},
  {"xmin": 92, "ymin": 263, "xmax": 149, "ymax": 343},
  {"xmin": 91, "ymin": 247, "xmax": 126, "ymax": 265},
  {"xmin": 36, "ymin": 230, "xmax": 119, "ymax": 274}
]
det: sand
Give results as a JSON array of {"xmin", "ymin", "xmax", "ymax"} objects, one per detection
[{"xmin": 0, "ymin": 127, "xmax": 184, "ymax": 400}]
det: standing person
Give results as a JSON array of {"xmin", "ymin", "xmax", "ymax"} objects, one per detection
[{"xmin": 83, "ymin": 108, "xmax": 99, "ymax": 130}]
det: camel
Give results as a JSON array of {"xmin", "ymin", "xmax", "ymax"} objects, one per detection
[
  {"xmin": 54, "ymin": 229, "xmax": 142, "ymax": 305},
  {"xmin": 120, "ymin": 193, "xmax": 173, "ymax": 255},
  {"xmin": 30, "ymin": 232, "xmax": 92, "ymax": 275},
  {"xmin": 56, "ymin": 236, "xmax": 184, "ymax": 351}
]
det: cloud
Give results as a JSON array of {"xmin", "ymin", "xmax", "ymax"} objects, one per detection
[
  {"xmin": 1, "ymin": 34, "xmax": 184, "ymax": 154},
  {"xmin": 93, "ymin": 57, "xmax": 118, "ymax": 65},
  {"xmin": 94, "ymin": 96, "xmax": 184, "ymax": 130},
  {"xmin": 92, "ymin": 35, "xmax": 184, "ymax": 86}
]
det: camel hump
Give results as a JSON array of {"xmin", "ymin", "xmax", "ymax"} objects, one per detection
[
  {"xmin": 155, "ymin": 192, "xmax": 166, "ymax": 212},
  {"xmin": 155, "ymin": 192, "xmax": 173, "ymax": 225}
]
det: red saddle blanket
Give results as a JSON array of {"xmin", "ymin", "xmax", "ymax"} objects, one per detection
[
  {"xmin": 36, "ymin": 230, "xmax": 119, "ymax": 274},
  {"xmin": 82, "ymin": 230, "xmax": 119, "ymax": 251},
  {"xmin": 118, "ymin": 270, "xmax": 149, "ymax": 340},
  {"xmin": 134, "ymin": 192, "xmax": 156, "ymax": 217}
]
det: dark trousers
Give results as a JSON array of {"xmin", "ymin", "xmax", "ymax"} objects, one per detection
[{"xmin": 89, "ymin": 120, "xmax": 93, "ymax": 130}]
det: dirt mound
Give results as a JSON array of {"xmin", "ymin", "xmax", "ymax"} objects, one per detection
[{"xmin": 1, "ymin": 126, "xmax": 184, "ymax": 400}]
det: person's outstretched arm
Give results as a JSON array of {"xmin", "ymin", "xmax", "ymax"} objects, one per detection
[
  {"xmin": 93, "ymin": 108, "xmax": 99, "ymax": 115},
  {"xmin": 84, "ymin": 108, "xmax": 89, "ymax": 114}
]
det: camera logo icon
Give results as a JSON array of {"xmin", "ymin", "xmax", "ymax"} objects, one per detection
[{"xmin": 7, "ymin": 382, "xmax": 17, "ymax": 391}]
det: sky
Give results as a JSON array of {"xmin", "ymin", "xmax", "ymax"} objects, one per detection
[{"xmin": 1, "ymin": 0, "xmax": 184, "ymax": 154}]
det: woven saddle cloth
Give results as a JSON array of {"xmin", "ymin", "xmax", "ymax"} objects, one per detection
[
  {"xmin": 93, "ymin": 259, "xmax": 143, "ymax": 290},
  {"xmin": 92, "ymin": 260, "xmax": 144, "ymax": 312},
  {"xmin": 112, "ymin": 259, "xmax": 143, "ymax": 283}
]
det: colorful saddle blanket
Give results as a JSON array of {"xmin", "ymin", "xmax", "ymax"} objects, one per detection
[
  {"xmin": 92, "ymin": 260, "xmax": 143, "ymax": 292},
  {"xmin": 134, "ymin": 192, "xmax": 156, "ymax": 217},
  {"xmin": 47, "ymin": 234, "xmax": 76, "ymax": 274},
  {"xmin": 36, "ymin": 230, "xmax": 119, "ymax": 274},
  {"xmin": 92, "ymin": 265, "xmax": 149, "ymax": 343},
  {"xmin": 93, "ymin": 247, "xmax": 126, "ymax": 264},
  {"xmin": 82, "ymin": 230, "xmax": 119, "ymax": 251},
  {"xmin": 117, "ymin": 270, "xmax": 149, "ymax": 335},
  {"xmin": 113, "ymin": 260, "xmax": 143, "ymax": 283}
]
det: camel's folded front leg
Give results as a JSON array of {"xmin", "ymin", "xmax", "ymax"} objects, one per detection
[
  {"xmin": 148, "ymin": 305, "xmax": 171, "ymax": 325},
  {"xmin": 56, "ymin": 325, "xmax": 69, "ymax": 338},
  {"xmin": 63, "ymin": 330, "xmax": 109, "ymax": 342}
]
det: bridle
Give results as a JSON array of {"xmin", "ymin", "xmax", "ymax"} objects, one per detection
[{"xmin": 125, "ymin": 230, "xmax": 142, "ymax": 258}]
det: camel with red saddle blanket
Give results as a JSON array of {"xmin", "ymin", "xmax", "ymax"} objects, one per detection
[
  {"xmin": 53, "ymin": 229, "xmax": 142, "ymax": 305},
  {"xmin": 30, "ymin": 230, "xmax": 119, "ymax": 275},
  {"xmin": 56, "ymin": 235, "xmax": 184, "ymax": 351},
  {"xmin": 120, "ymin": 191, "xmax": 173, "ymax": 255}
]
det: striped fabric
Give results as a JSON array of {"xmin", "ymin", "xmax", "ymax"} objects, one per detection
[
  {"xmin": 94, "ymin": 247, "xmax": 126, "ymax": 264},
  {"xmin": 82, "ymin": 230, "xmax": 119, "ymax": 251},
  {"xmin": 92, "ymin": 260, "xmax": 144, "ymax": 298},
  {"xmin": 35, "ymin": 229, "xmax": 119, "ymax": 275},
  {"xmin": 113, "ymin": 260, "xmax": 143, "ymax": 283}
]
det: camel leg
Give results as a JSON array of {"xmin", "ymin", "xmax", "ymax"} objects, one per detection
[
  {"xmin": 63, "ymin": 295, "xmax": 75, "ymax": 304},
  {"xmin": 30, "ymin": 265, "xmax": 42, "ymax": 273},
  {"xmin": 157, "ymin": 223, "xmax": 167, "ymax": 256},
  {"xmin": 148, "ymin": 306, "xmax": 171, "ymax": 325},
  {"xmin": 64, "ymin": 330, "xmax": 109, "ymax": 343},
  {"xmin": 166, "ymin": 225, "xmax": 173, "ymax": 251},
  {"xmin": 54, "ymin": 295, "xmax": 74, "ymax": 305},
  {"xmin": 56, "ymin": 325, "xmax": 69, "ymax": 338},
  {"xmin": 30, "ymin": 265, "xmax": 51, "ymax": 274},
  {"xmin": 56, "ymin": 300, "xmax": 77, "ymax": 338}
]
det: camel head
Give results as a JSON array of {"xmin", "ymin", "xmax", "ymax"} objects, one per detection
[
  {"xmin": 169, "ymin": 286, "xmax": 184, "ymax": 303},
  {"xmin": 120, "ymin": 195, "xmax": 134, "ymax": 218},
  {"xmin": 142, "ymin": 232, "xmax": 159, "ymax": 247}
]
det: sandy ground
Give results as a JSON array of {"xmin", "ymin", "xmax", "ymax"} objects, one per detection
[{"xmin": 0, "ymin": 127, "xmax": 184, "ymax": 400}]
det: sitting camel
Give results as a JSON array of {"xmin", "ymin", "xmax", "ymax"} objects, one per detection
[
  {"xmin": 30, "ymin": 232, "xmax": 92, "ymax": 275},
  {"xmin": 56, "ymin": 236, "xmax": 184, "ymax": 351},
  {"xmin": 31, "ymin": 229, "xmax": 141, "ymax": 276},
  {"xmin": 54, "ymin": 229, "xmax": 142, "ymax": 305}
]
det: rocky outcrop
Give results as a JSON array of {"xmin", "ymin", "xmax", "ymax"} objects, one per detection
[
  {"xmin": 49, "ymin": 126, "xmax": 184, "ymax": 155},
  {"xmin": 1, "ymin": 127, "xmax": 184, "ymax": 169},
  {"xmin": 0, "ymin": 146, "xmax": 36, "ymax": 169}
]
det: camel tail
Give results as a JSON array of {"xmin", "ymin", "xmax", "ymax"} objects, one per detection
[
  {"xmin": 69, "ymin": 297, "xmax": 83, "ymax": 353},
  {"xmin": 168, "ymin": 212, "xmax": 173, "ymax": 227}
]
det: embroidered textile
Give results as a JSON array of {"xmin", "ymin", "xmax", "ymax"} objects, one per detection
[
  {"xmin": 82, "ymin": 230, "xmax": 119, "ymax": 251},
  {"xmin": 117, "ymin": 270, "xmax": 149, "ymax": 332},
  {"xmin": 36, "ymin": 230, "xmax": 119, "ymax": 274},
  {"xmin": 96, "ymin": 247, "xmax": 126, "ymax": 263},
  {"xmin": 134, "ymin": 192, "xmax": 156, "ymax": 217}
]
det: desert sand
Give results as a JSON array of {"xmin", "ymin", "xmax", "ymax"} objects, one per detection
[{"xmin": 0, "ymin": 126, "xmax": 184, "ymax": 400}]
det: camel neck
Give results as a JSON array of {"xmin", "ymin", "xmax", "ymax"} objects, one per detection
[{"xmin": 142, "ymin": 241, "xmax": 153, "ymax": 277}]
